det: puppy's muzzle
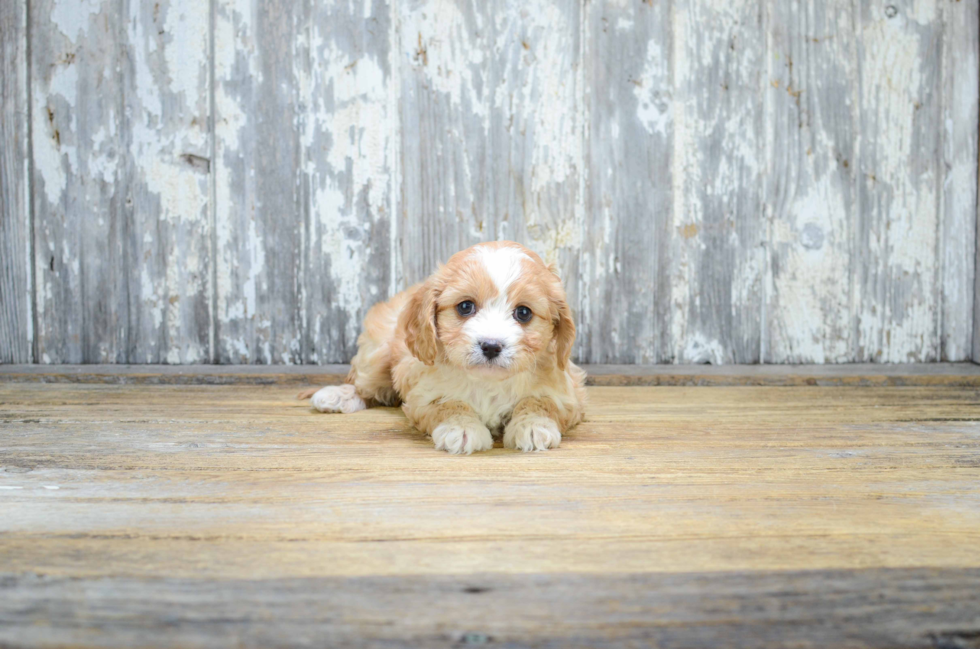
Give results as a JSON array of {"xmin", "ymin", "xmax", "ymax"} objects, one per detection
[{"xmin": 480, "ymin": 340, "xmax": 503, "ymax": 360}]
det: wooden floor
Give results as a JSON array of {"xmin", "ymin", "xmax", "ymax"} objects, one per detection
[{"xmin": 1, "ymin": 373, "xmax": 979, "ymax": 647}]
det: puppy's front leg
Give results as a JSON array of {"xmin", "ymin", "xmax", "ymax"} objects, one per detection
[
  {"xmin": 407, "ymin": 400, "xmax": 494, "ymax": 455},
  {"xmin": 504, "ymin": 398, "xmax": 563, "ymax": 452}
]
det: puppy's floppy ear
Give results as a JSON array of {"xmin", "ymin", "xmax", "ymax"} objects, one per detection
[
  {"xmin": 402, "ymin": 280, "xmax": 440, "ymax": 365},
  {"xmin": 551, "ymin": 291, "xmax": 576, "ymax": 371}
]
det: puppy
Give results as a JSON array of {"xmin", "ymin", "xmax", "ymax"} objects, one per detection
[{"xmin": 301, "ymin": 241, "xmax": 586, "ymax": 454}]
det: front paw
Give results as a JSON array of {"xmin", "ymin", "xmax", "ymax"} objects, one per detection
[
  {"xmin": 432, "ymin": 419, "xmax": 494, "ymax": 455},
  {"xmin": 504, "ymin": 416, "xmax": 561, "ymax": 452}
]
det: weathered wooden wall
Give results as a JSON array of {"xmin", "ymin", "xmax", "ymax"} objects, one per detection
[{"xmin": 1, "ymin": 0, "xmax": 978, "ymax": 365}]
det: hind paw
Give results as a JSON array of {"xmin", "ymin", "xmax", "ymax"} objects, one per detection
[{"xmin": 308, "ymin": 384, "xmax": 367, "ymax": 414}]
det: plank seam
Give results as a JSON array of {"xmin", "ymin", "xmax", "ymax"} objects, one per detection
[
  {"xmin": 760, "ymin": 0, "xmax": 774, "ymax": 366},
  {"xmin": 576, "ymin": 0, "xmax": 587, "ymax": 365},
  {"xmin": 299, "ymin": 1, "xmax": 310, "ymax": 364},
  {"xmin": 207, "ymin": 0, "xmax": 218, "ymax": 365},
  {"xmin": 3, "ymin": 363, "xmax": 980, "ymax": 387},
  {"xmin": 849, "ymin": 0, "xmax": 861, "ymax": 362},
  {"xmin": 25, "ymin": 0, "xmax": 36, "ymax": 365},
  {"xmin": 937, "ymin": 0, "xmax": 948, "ymax": 361},
  {"xmin": 976, "ymin": 0, "xmax": 980, "ymax": 364},
  {"xmin": 389, "ymin": 0, "xmax": 403, "ymax": 299}
]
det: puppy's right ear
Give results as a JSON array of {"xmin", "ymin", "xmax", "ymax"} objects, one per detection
[{"xmin": 401, "ymin": 281, "xmax": 439, "ymax": 365}]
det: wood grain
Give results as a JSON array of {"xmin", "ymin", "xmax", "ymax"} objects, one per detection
[
  {"xmin": 854, "ymin": 0, "xmax": 944, "ymax": 363},
  {"xmin": 303, "ymin": 0, "xmax": 395, "ymax": 363},
  {"xmin": 581, "ymin": 0, "xmax": 671, "ymax": 363},
  {"xmin": 1, "ymin": 569, "xmax": 978, "ymax": 649},
  {"xmin": 397, "ymin": 0, "xmax": 582, "ymax": 290},
  {"xmin": 3, "ymin": 0, "xmax": 980, "ymax": 366},
  {"xmin": 29, "ymin": 0, "xmax": 211, "ymax": 364},
  {"xmin": 670, "ymin": 0, "xmax": 767, "ymax": 364},
  {"xmin": 5, "ymin": 362, "xmax": 980, "ymax": 387},
  {"xmin": 213, "ymin": 0, "xmax": 305, "ymax": 364},
  {"xmin": 397, "ymin": 0, "xmax": 490, "ymax": 285},
  {"xmin": 766, "ymin": 0, "xmax": 857, "ymax": 363},
  {"xmin": 0, "ymin": 382, "xmax": 978, "ymax": 645},
  {"xmin": 0, "ymin": 0, "xmax": 31, "ymax": 364},
  {"xmin": 30, "ymin": 0, "xmax": 120, "ymax": 363},
  {"xmin": 942, "ymin": 0, "xmax": 979, "ymax": 362}
]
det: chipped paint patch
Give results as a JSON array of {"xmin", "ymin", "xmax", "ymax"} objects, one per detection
[
  {"xmin": 50, "ymin": 0, "xmax": 101, "ymax": 42},
  {"xmin": 634, "ymin": 37, "xmax": 671, "ymax": 136},
  {"xmin": 404, "ymin": 1, "xmax": 487, "ymax": 117}
]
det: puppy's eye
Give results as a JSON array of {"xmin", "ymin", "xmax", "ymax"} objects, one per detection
[
  {"xmin": 514, "ymin": 306, "xmax": 533, "ymax": 323},
  {"xmin": 456, "ymin": 300, "xmax": 476, "ymax": 317}
]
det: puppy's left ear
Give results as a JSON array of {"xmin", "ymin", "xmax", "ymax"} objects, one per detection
[{"xmin": 551, "ymin": 293, "xmax": 576, "ymax": 371}]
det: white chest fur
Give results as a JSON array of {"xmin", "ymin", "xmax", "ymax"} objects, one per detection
[{"xmin": 410, "ymin": 366, "xmax": 541, "ymax": 432}]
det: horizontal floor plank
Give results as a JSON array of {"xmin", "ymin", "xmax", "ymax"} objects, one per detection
[
  {"xmin": 1, "ymin": 383, "xmax": 977, "ymax": 646},
  {"xmin": 2, "ymin": 569, "xmax": 979, "ymax": 649},
  {"xmin": 2, "ymin": 363, "xmax": 980, "ymax": 386}
]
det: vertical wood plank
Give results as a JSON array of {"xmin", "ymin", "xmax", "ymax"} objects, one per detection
[
  {"xmin": 31, "ymin": 0, "xmax": 120, "ymax": 363},
  {"xmin": 854, "ymin": 0, "xmax": 943, "ymax": 362},
  {"xmin": 581, "ymin": 0, "xmax": 671, "ymax": 363},
  {"xmin": 766, "ymin": 0, "xmax": 857, "ymax": 363},
  {"xmin": 485, "ymin": 0, "xmax": 583, "ymax": 323},
  {"xmin": 670, "ymin": 0, "xmax": 767, "ymax": 364},
  {"xmin": 396, "ymin": 0, "xmax": 583, "ymax": 294},
  {"xmin": 125, "ymin": 0, "xmax": 212, "ymax": 364},
  {"xmin": 303, "ymin": 0, "xmax": 395, "ymax": 363},
  {"xmin": 941, "ymin": 0, "xmax": 978, "ymax": 361},
  {"xmin": 213, "ymin": 0, "xmax": 304, "ymax": 363},
  {"xmin": 0, "ymin": 0, "xmax": 32, "ymax": 363},
  {"xmin": 397, "ymin": 0, "xmax": 489, "ymax": 285},
  {"xmin": 30, "ymin": 0, "xmax": 211, "ymax": 363}
]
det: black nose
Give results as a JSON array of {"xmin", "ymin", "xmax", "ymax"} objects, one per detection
[{"xmin": 480, "ymin": 341, "xmax": 502, "ymax": 360}]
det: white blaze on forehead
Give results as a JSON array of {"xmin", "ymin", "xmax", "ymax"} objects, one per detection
[
  {"xmin": 474, "ymin": 245, "xmax": 530, "ymax": 298},
  {"xmin": 463, "ymin": 246, "xmax": 531, "ymax": 367}
]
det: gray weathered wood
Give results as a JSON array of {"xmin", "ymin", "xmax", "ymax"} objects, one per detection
[
  {"xmin": 213, "ymin": 0, "xmax": 305, "ymax": 364},
  {"xmin": 670, "ymin": 0, "xmax": 767, "ymax": 364},
  {"xmin": 0, "ymin": 0, "xmax": 31, "ymax": 364},
  {"xmin": 397, "ymin": 0, "xmax": 582, "ymax": 294},
  {"xmin": 9, "ymin": 0, "xmax": 980, "ymax": 366},
  {"xmin": 2, "ymin": 569, "xmax": 978, "ymax": 649},
  {"xmin": 30, "ymin": 0, "xmax": 211, "ymax": 364},
  {"xmin": 4, "ymin": 362, "xmax": 980, "ymax": 387},
  {"xmin": 397, "ymin": 0, "xmax": 489, "ymax": 285},
  {"xmin": 483, "ymin": 0, "xmax": 584, "ymax": 319},
  {"xmin": 942, "ymin": 0, "xmax": 978, "ymax": 362},
  {"xmin": 31, "ymin": 0, "xmax": 113, "ymax": 363},
  {"xmin": 303, "ymin": 0, "xmax": 395, "ymax": 363},
  {"xmin": 581, "ymin": 0, "xmax": 672, "ymax": 363},
  {"xmin": 766, "ymin": 0, "xmax": 857, "ymax": 363},
  {"xmin": 854, "ymin": 0, "xmax": 944, "ymax": 363}
]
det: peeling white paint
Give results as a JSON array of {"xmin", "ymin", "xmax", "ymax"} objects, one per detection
[
  {"xmin": 50, "ymin": 0, "xmax": 101, "ymax": 42},
  {"xmin": 405, "ymin": 1, "xmax": 488, "ymax": 117},
  {"xmin": 20, "ymin": 0, "xmax": 974, "ymax": 366},
  {"xmin": 858, "ymin": 4, "xmax": 940, "ymax": 362},
  {"xmin": 634, "ymin": 37, "xmax": 670, "ymax": 136},
  {"xmin": 32, "ymin": 61, "xmax": 78, "ymax": 207},
  {"xmin": 163, "ymin": 4, "xmax": 209, "ymax": 107},
  {"xmin": 682, "ymin": 333, "xmax": 726, "ymax": 365},
  {"xmin": 770, "ymin": 174, "xmax": 852, "ymax": 363}
]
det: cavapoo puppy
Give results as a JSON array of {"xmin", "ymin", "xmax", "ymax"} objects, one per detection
[{"xmin": 301, "ymin": 241, "xmax": 585, "ymax": 454}]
